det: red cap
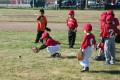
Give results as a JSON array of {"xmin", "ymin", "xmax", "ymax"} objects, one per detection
[
  {"xmin": 83, "ymin": 24, "xmax": 92, "ymax": 31},
  {"xmin": 101, "ymin": 12, "xmax": 107, "ymax": 16},
  {"xmin": 106, "ymin": 15, "xmax": 114, "ymax": 22},
  {"xmin": 40, "ymin": 32, "xmax": 49, "ymax": 39},
  {"xmin": 68, "ymin": 10, "xmax": 74, "ymax": 15},
  {"xmin": 100, "ymin": 15, "xmax": 106, "ymax": 21},
  {"xmin": 107, "ymin": 10, "xmax": 114, "ymax": 15}
]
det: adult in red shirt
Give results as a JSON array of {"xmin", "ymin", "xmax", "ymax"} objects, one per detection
[
  {"xmin": 38, "ymin": 32, "xmax": 61, "ymax": 58},
  {"xmin": 67, "ymin": 10, "xmax": 78, "ymax": 48},
  {"xmin": 80, "ymin": 24, "xmax": 96, "ymax": 72}
]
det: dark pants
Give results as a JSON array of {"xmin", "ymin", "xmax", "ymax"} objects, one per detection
[
  {"xmin": 68, "ymin": 29, "xmax": 76, "ymax": 48},
  {"xmin": 35, "ymin": 30, "xmax": 44, "ymax": 43}
]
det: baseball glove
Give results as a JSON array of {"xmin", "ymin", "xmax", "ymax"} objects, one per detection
[
  {"xmin": 46, "ymin": 27, "xmax": 51, "ymax": 32},
  {"xmin": 32, "ymin": 46, "xmax": 39, "ymax": 53},
  {"xmin": 115, "ymin": 35, "xmax": 120, "ymax": 43},
  {"xmin": 76, "ymin": 51, "xmax": 84, "ymax": 60}
]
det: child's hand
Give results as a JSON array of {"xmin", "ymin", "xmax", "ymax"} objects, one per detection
[
  {"xmin": 74, "ymin": 28, "xmax": 77, "ymax": 32},
  {"xmin": 93, "ymin": 45, "xmax": 97, "ymax": 51},
  {"xmin": 80, "ymin": 48, "xmax": 82, "ymax": 53}
]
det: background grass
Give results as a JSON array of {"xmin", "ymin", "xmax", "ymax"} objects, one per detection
[
  {"xmin": 0, "ymin": 9, "xmax": 120, "ymax": 22},
  {"xmin": 0, "ymin": 30, "xmax": 120, "ymax": 80}
]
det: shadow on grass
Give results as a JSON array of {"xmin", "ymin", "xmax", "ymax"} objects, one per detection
[
  {"xmin": 66, "ymin": 56, "xmax": 76, "ymax": 59},
  {"xmin": 116, "ymin": 59, "xmax": 120, "ymax": 62},
  {"xmin": 90, "ymin": 70, "xmax": 120, "ymax": 74},
  {"xmin": 59, "ymin": 56, "xmax": 76, "ymax": 59},
  {"xmin": 46, "ymin": 56, "xmax": 76, "ymax": 59}
]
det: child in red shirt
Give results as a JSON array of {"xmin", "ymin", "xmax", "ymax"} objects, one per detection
[
  {"xmin": 80, "ymin": 24, "xmax": 96, "ymax": 72},
  {"xmin": 67, "ymin": 10, "xmax": 78, "ymax": 48},
  {"xmin": 94, "ymin": 12, "xmax": 107, "ymax": 61},
  {"xmin": 39, "ymin": 32, "xmax": 61, "ymax": 58}
]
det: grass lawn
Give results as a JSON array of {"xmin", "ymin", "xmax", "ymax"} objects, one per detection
[
  {"xmin": 0, "ymin": 9, "xmax": 120, "ymax": 22},
  {"xmin": 0, "ymin": 30, "xmax": 120, "ymax": 80}
]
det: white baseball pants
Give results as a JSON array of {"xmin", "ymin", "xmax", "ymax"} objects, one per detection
[
  {"xmin": 47, "ymin": 44, "xmax": 60, "ymax": 55},
  {"xmin": 80, "ymin": 46, "xmax": 92, "ymax": 67}
]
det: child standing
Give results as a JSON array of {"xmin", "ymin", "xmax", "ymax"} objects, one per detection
[
  {"xmin": 39, "ymin": 32, "xmax": 61, "ymax": 58},
  {"xmin": 67, "ymin": 10, "xmax": 78, "ymax": 48},
  {"xmin": 94, "ymin": 12, "xmax": 107, "ymax": 61},
  {"xmin": 102, "ymin": 15, "xmax": 117, "ymax": 65},
  {"xmin": 35, "ymin": 9, "xmax": 47, "ymax": 43},
  {"xmin": 107, "ymin": 10, "xmax": 120, "ymax": 35},
  {"xmin": 80, "ymin": 24, "xmax": 96, "ymax": 72}
]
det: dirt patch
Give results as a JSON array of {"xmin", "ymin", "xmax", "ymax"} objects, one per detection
[
  {"xmin": 0, "ymin": 14, "xmax": 62, "ymax": 18},
  {"xmin": 0, "ymin": 21, "xmax": 100, "ymax": 31}
]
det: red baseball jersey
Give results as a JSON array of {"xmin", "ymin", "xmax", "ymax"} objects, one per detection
[
  {"xmin": 99, "ymin": 16, "xmax": 106, "ymax": 37},
  {"xmin": 98, "ymin": 41, "xmax": 104, "ymax": 50},
  {"xmin": 67, "ymin": 18, "xmax": 78, "ymax": 29},
  {"xmin": 101, "ymin": 24, "xmax": 116, "ymax": 38},
  {"xmin": 45, "ymin": 38, "xmax": 60, "ymax": 46},
  {"xmin": 113, "ymin": 18, "xmax": 119, "ymax": 27},
  {"xmin": 113, "ymin": 18, "xmax": 120, "ymax": 35},
  {"xmin": 80, "ymin": 33, "xmax": 96, "ymax": 49},
  {"xmin": 100, "ymin": 21, "xmax": 105, "ymax": 38},
  {"xmin": 100, "ymin": 16, "xmax": 106, "ymax": 30}
]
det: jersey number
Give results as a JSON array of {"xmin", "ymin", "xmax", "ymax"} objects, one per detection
[
  {"xmin": 109, "ymin": 29, "xmax": 114, "ymax": 38},
  {"xmin": 90, "ymin": 38, "xmax": 93, "ymax": 45}
]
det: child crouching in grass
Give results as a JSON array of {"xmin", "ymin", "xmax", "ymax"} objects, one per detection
[{"xmin": 39, "ymin": 32, "xmax": 61, "ymax": 58}]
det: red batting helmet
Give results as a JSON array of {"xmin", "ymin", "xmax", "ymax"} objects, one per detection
[
  {"xmin": 40, "ymin": 32, "xmax": 50, "ymax": 39},
  {"xmin": 68, "ymin": 10, "xmax": 74, "ymax": 15},
  {"xmin": 107, "ymin": 10, "xmax": 114, "ymax": 17},
  {"xmin": 83, "ymin": 24, "xmax": 92, "ymax": 31},
  {"xmin": 106, "ymin": 15, "xmax": 114, "ymax": 23},
  {"xmin": 101, "ymin": 12, "xmax": 107, "ymax": 16},
  {"xmin": 100, "ymin": 15, "xmax": 106, "ymax": 21}
]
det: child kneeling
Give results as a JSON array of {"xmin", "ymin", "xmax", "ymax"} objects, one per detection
[{"xmin": 39, "ymin": 32, "xmax": 61, "ymax": 57}]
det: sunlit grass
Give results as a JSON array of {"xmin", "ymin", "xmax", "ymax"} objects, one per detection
[
  {"xmin": 0, "ymin": 9, "xmax": 120, "ymax": 22},
  {"xmin": 0, "ymin": 30, "xmax": 120, "ymax": 80}
]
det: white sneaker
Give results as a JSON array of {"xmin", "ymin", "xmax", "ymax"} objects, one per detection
[{"xmin": 110, "ymin": 61, "xmax": 115, "ymax": 64}]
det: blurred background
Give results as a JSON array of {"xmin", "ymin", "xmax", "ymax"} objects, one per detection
[{"xmin": 0, "ymin": 0, "xmax": 120, "ymax": 9}]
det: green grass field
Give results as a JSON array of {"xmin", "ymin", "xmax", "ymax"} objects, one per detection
[
  {"xmin": 0, "ymin": 9, "xmax": 120, "ymax": 22},
  {"xmin": 0, "ymin": 9, "xmax": 120, "ymax": 80},
  {"xmin": 0, "ymin": 30, "xmax": 120, "ymax": 80}
]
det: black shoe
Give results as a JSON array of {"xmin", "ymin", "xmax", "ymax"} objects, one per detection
[
  {"xmin": 69, "ymin": 46, "xmax": 73, "ymax": 48},
  {"xmin": 55, "ymin": 53, "xmax": 61, "ymax": 57},
  {"xmin": 81, "ymin": 67, "xmax": 89, "ymax": 72},
  {"xmin": 51, "ymin": 53, "xmax": 61, "ymax": 58},
  {"xmin": 34, "ymin": 42, "xmax": 38, "ymax": 44},
  {"xmin": 94, "ymin": 55, "xmax": 105, "ymax": 61}
]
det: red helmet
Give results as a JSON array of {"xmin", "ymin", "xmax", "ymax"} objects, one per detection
[
  {"xmin": 100, "ymin": 15, "xmax": 106, "ymax": 21},
  {"xmin": 101, "ymin": 12, "xmax": 107, "ymax": 16},
  {"xmin": 107, "ymin": 10, "xmax": 114, "ymax": 15},
  {"xmin": 106, "ymin": 15, "xmax": 114, "ymax": 23},
  {"xmin": 40, "ymin": 32, "xmax": 49, "ymax": 39},
  {"xmin": 68, "ymin": 10, "xmax": 74, "ymax": 15},
  {"xmin": 83, "ymin": 24, "xmax": 92, "ymax": 31}
]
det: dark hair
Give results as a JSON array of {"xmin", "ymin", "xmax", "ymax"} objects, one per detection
[{"xmin": 40, "ymin": 9, "xmax": 44, "ymax": 14}]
